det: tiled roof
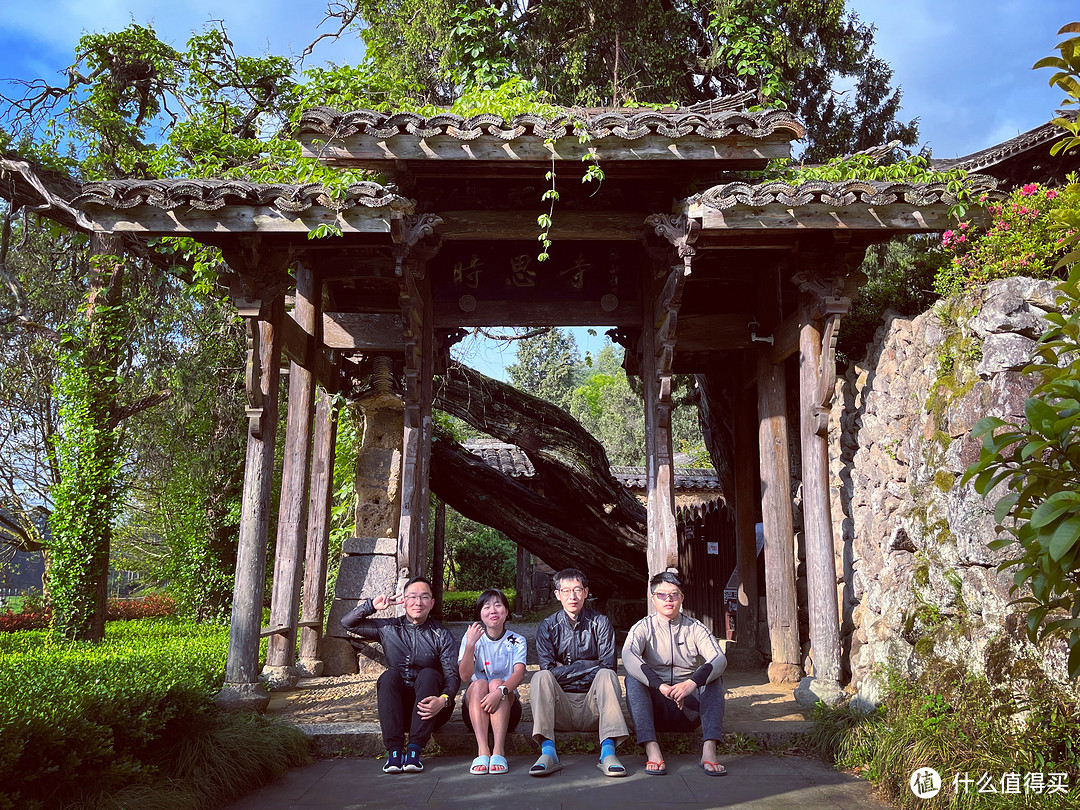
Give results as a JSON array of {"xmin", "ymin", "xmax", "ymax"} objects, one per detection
[
  {"xmin": 689, "ymin": 176, "xmax": 1003, "ymax": 211},
  {"xmin": 74, "ymin": 179, "xmax": 412, "ymax": 214},
  {"xmin": 464, "ymin": 439, "xmax": 536, "ymax": 479},
  {"xmin": 297, "ymin": 104, "xmax": 806, "ymax": 143},
  {"xmin": 932, "ymin": 114, "xmax": 1076, "ymax": 174},
  {"xmin": 610, "ymin": 465, "xmax": 722, "ymax": 491},
  {"xmin": 464, "ymin": 440, "xmax": 721, "ymax": 492}
]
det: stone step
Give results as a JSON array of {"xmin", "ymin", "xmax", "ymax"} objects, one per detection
[{"xmin": 297, "ymin": 719, "xmax": 803, "ymax": 758}]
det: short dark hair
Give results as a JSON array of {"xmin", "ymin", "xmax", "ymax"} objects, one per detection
[
  {"xmin": 649, "ymin": 571, "xmax": 683, "ymax": 593},
  {"xmin": 403, "ymin": 576, "xmax": 433, "ymax": 594},
  {"xmin": 476, "ymin": 588, "xmax": 511, "ymax": 616},
  {"xmin": 553, "ymin": 568, "xmax": 588, "ymax": 591}
]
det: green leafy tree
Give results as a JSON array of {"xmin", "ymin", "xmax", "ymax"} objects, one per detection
[
  {"xmin": 341, "ymin": 0, "xmax": 917, "ymax": 158},
  {"xmin": 506, "ymin": 328, "xmax": 582, "ymax": 412}
]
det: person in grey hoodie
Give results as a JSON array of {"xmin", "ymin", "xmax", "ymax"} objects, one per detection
[{"xmin": 622, "ymin": 571, "xmax": 727, "ymax": 777}]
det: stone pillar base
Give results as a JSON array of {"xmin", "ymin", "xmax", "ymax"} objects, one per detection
[
  {"xmin": 793, "ymin": 676, "xmax": 846, "ymax": 708},
  {"xmin": 214, "ymin": 682, "xmax": 271, "ymax": 713},
  {"xmin": 261, "ymin": 664, "xmax": 299, "ymax": 691},
  {"xmin": 296, "ymin": 657, "xmax": 324, "ymax": 678},
  {"xmin": 767, "ymin": 662, "xmax": 803, "ymax": 684}
]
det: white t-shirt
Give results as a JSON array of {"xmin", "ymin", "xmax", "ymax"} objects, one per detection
[{"xmin": 458, "ymin": 629, "xmax": 527, "ymax": 683}]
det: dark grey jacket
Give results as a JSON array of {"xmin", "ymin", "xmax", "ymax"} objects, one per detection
[
  {"xmin": 535, "ymin": 607, "xmax": 617, "ymax": 693},
  {"xmin": 340, "ymin": 599, "xmax": 461, "ymax": 700}
]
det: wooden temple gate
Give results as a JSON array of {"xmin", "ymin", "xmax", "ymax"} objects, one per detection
[{"xmin": 72, "ymin": 100, "xmax": 992, "ymax": 706}]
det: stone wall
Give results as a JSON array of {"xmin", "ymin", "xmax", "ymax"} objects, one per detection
[{"xmin": 832, "ymin": 277, "xmax": 1077, "ymax": 705}]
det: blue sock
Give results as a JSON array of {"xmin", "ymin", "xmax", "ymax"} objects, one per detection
[
  {"xmin": 541, "ymin": 739, "xmax": 557, "ymax": 760},
  {"xmin": 601, "ymin": 739, "xmax": 616, "ymax": 759}
]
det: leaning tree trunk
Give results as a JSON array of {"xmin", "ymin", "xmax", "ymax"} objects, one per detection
[{"xmin": 432, "ymin": 362, "xmax": 647, "ymax": 599}]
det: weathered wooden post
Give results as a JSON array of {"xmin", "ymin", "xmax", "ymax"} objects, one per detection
[
  {"xmin": 297, "ymin": 386, "xmax": 338, "ymax": 677},
  {"xmin": 642, "ymin": 215, "xmax": 698, "ymax": 597},
  {"xmin": 793, "ymin": 255, "xmax": 851, "ymax": 700},
  {"xmin": 433, "ymin": 498, "xmax": 446, "ymax": 619},
  {"xmin": 216, "ymin": 292, "xmax": 284, "ymax": 710},
  {"xmin": 263, "ymin": 264, "xmax": 319, "ymax": 689},
  {"xmin": 732, "ymin": 368, "xmax": 760, "ymax": 653},
  {"xmin": 757, "ymin": 350, "xmax": 802, "ymax": 684}
]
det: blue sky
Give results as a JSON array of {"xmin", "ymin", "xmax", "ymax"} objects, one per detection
[{"xmin": 0, "ymin": 1, "xmax": 1075, "ymax": 377}]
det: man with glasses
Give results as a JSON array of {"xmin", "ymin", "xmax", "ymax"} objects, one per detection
[
  {"xmin": 622, "ymin": 571, "xmax": 727, "ymax": 776},
  {"xmin": 341, "ymin": 576, "xmax": 458, "ymax": 774},
  {"xmin": 529, "ymin": 568, "xmax": 630, "ymax": 778}
]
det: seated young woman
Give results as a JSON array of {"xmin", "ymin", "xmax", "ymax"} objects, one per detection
[{"xmin": 458, "ymin": 588, "xmax": 527, "ymax": 775}]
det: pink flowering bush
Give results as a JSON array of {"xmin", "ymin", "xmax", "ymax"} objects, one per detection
[{"xmin": 934, "ymin": 181, "xmax": 1076, "ymax": 297}]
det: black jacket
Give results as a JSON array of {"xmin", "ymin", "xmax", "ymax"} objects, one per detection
[
  {"xmin": 535, "ymin": 607, "xmax": 617, "ymax": 693},
  {"xmin": 340, "ymin": 600, "xmax": 461, "ymax": 700}
]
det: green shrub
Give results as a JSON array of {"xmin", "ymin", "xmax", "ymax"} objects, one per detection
[
  {"xmin": 440, "ymin": 589, "xmax": 517, "ymax": 622},
  {"xmin": 806, "ymin": 663, "xmax": 1080, "ymax": 809},
  {"xmin": 0, "ymin": 618, "xmax": 307, "ymax": 809},
  {"xmin": 451, "ymin": 531, "xmax": 516, "ymax": 591},
  {"xmin": 934, "ymin": 182, "xmax": 1074, "ymax": 298}
]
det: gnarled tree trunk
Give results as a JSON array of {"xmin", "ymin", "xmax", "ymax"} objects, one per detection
[{"xmin": 431, "ymin": 362, "xmax": 646, "ymax": 598}]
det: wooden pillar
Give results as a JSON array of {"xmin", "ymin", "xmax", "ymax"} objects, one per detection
[
  {"xmin": 433, "ymin": 498, "xmax": 446, "ymax": 620},
  {"xmin": 732, "ymin": 371, "xmax": 759, "ymax": 650},
  {"xmin": 218, "ymin": 294, "xmax": 284, "ymax": 708},
  {"xmin": 799, "ymin": 301, "xmax": 842, "ymax": 684},
  {"xmin": 263, "ymin": 264, "xmax": 319, "ymax": 689},
  {"xmin": 642, "ymin": 318, "xmax": 678, "ymax": 584},
  {"xmin": 297, "ymin": 387, "xmax": 338, "ymax": 677},
  {"xmin": 397, "ymin": 258, "xmax": 435, "ymax": 576},
  {"xmin": 642, "ymin": 215, "xmax": 697, "ymax": 596},
  {"xmin": 757, "ymin": 350, "xmax": 802, "ymax": 684},
  {"xmin": 515, "ymin": 544, "xmax": 534, "ymax": 614}
]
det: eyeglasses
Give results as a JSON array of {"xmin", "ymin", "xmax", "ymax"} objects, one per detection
[
  {"xmin": 557, "ymin": 587, "xmax": 585, "ymax": 597},
  {"xmin": 403, "ymin": 593, "xmax": 433, "ymax": 602},
  {"xmin": 653, "ymin": 591, "xmax": 682, "ymax": 602}
]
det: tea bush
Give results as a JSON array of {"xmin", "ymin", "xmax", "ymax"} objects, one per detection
[{"xmin": 0, "ymin": 618, "xmax": 309, "ymax": 809}]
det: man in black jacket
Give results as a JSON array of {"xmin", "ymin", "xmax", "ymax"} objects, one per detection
[
  {"xmin": 341, "ymin": 576, "xmax": 459, "ymax": 773},
  {"xmin": 529, "ymin": 568, "xmax": 629, "ymax": 778}
]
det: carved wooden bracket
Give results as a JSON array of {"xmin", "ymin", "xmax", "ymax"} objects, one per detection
[
  {"xmin": 644, "ymin": 213, "xmax": 701, "ymax": 265},
  {"xmin": 391, "ymin": 213, "xmax": 444, "ymax": 248},
  {"xmin": 794, "ymin": 267, "xmax": 852, "ymax": 437},
  {"xmin": 244, "ymin": 317, "xmax": 264, "ymax": 437}
]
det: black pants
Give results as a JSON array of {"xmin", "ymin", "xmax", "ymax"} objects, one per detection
[{"xmin": 376, "ymin": 667, "xmax": 454, "ymax": 749}]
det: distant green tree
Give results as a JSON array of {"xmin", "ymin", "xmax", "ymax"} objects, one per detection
[
  {"xmin": 443, "ymin": 507, "xmax": 516, "ymax": 590},
  {"xmin": 505, "ymin": 328, "xmax": 581, "ymax": 412}
]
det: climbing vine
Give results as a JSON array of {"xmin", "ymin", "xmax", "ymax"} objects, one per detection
[{"xmin": 48, "ymin": 256, "xmax": 128, "ymax": 641}]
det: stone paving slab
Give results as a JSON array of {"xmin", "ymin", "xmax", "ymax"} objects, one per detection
[{"xmin": 224, "ymin": 754, "xmax": 893, "ymax": 810}]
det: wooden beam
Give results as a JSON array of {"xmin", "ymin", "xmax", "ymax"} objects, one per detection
[
  {"xmin": 83, "ymin": 204, "xmax": 396, "ymax": 235},
  {"xmin": 436, "ymin": 210, "xmax": 649, "ymax": 241},
  {"xmin": 224, "ymin": 295, "xmax": 284, "ymax": 688},
  {"xmin": 280, "ymin": 315, "xmax": 340, "ymax": 391},
  {"xmin": 432, "ymin": 298, "xmax": 640, "ymax": 327},
  {"xmin": 302, "ymin": 133, "xmax": 792, "ymax": 167},
  {"xmin": 683, "ymin": 202, "xmax": 985, "ymax": 233},
  {"xmin": 324, "ymin": 312, "xmax": 404, "ymax": 351}
]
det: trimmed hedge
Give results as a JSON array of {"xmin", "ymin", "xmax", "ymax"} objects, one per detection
[
  {"xmin": 0, "ymin": 618, "xmax": 308, "ymax": 809},
  {"xmin": 0, "ymin": 594, "xmax": 177, "ymax": 633}
]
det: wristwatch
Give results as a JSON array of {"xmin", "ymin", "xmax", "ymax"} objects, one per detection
[{"xmin": 498, "ymin": 685, "xmax": 509, "ymax": 699}]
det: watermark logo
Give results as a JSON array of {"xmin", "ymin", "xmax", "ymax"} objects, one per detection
[{"xmin": 910, "ymin": 767, "xmax": 942, "ymax": 799}]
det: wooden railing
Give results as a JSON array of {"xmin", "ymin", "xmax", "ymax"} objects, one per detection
[{"xmin": 676, "ymin": 500, "xmax": 737, "ymax": 640}]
